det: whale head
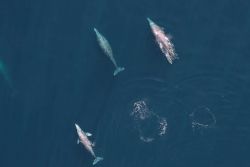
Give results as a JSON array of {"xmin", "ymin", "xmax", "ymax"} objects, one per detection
[
  {"xmin": 93, "ymin": 28, "xmax": 98, "ymax": 34},
  {"xmin": 147, "ymin": 17, "xmax": 155, "ymax": 27}
]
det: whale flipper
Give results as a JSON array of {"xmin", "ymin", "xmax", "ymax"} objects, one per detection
[
  {"xmin": 93, "ymin": 156, "xmax": 104, "ymax": 165},
  {"xmin": 86, "ymin": 132, "xmax": 92, "ymax": 137},
  {"xmin": 113, "ymin": 67, "xmax": 125, "ymax": 76}
]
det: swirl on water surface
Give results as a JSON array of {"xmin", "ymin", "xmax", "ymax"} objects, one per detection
[
  {"xmin": 172, "ymin": 72, "xmax": 249, "ymax": 135},
  {"xmin": 189, "ymin": 106, "xmax": 216, "ymax": 133},
  {"xmin": 112, "ymin": 77, "xmax": 189, "ymax": 144},
  {"xmin": 130, "ymin": 100, "xmax": 168, "ymax": 142}
]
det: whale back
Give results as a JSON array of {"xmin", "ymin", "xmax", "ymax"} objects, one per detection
[{"xmin": 95, "ymin": 31, "xmax": 113, "ymax": 57}]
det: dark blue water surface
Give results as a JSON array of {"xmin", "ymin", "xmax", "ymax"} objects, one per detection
[{"xmin": 1, "ymin": 0, "xmax": 250, "ymax": 167}]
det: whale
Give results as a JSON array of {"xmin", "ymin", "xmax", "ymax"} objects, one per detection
[
  {"xmin": 94, "ymin": 28, "xmax": 125, "ymax": 76},
  {"xmin": 0, "ymin": 60, "xmax": 14, "ymax": 91},
  {"xmin": 75, "ymin": 123, "xmax": 103, "ymax": 165},
  {"xmin": 0, "ymin": 60, "xmax": 10, "ymax": 84},
  {"xmin": 147, "ymin": 18, "xmax": 178, "ymax": 64}
]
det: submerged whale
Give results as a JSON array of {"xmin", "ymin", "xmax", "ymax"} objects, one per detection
[
  {"xmin": 75, "ymin": 123, "xmax": 103, "ymax": 165},
  {"xmin": 0, "ymin": 60, "xmax": 12, "ymax": 87},
  {"xmin": 94, "ymin": 28, "xmax": 125, "ymax": 76}
]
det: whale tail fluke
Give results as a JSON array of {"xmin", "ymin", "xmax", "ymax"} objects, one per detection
[
  {"xmin": 113, "ymin": 67, "xmax": 125, "ymax": 76},
  {"xmin": 93, "ymin": 156, "xmax": 104, "ymax": 165}
]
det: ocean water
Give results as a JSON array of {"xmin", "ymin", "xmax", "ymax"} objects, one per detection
[{"xmin": 0, "ymin": 0, "xmax": 250, "ymax": 167}]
